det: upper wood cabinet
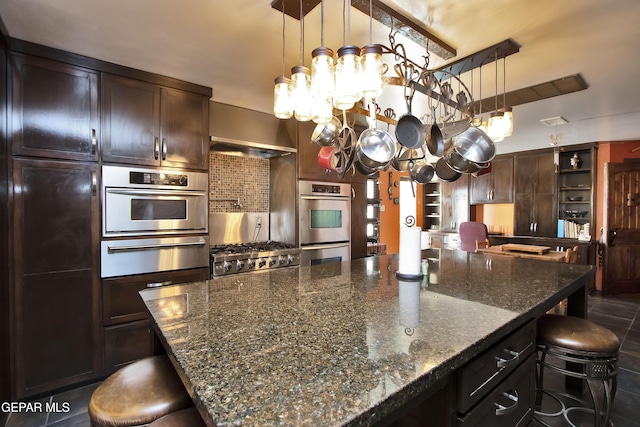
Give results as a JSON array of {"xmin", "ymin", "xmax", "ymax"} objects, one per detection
[
  {"xmin": 514, "ymin": 150, "xmax": 557, "ymax": 237},
  {"xmin": 470, "ymin": 155, "xmax": 514, "ymax": 204},
  {"xmin": 101, "ymin": 74, "xmax": 209, "ymax": 170},
  {"xmin": 10, "ymin": 53, "xmax": 99, "ymax": 161}
]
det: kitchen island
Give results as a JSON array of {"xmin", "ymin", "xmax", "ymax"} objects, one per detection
[{"xmin": 140, "ymin": 250, "xmax": 593, "ymax": 427}]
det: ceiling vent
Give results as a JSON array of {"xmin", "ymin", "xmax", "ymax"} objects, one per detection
[{"xmin": 540, "ymin": 116, "xmax": 569, "ymax": 126}]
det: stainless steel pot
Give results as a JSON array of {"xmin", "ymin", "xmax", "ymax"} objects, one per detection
[
  {"xmin": 443, "ymin": 139, "xmax": 488, "ymax": 174},
  {"xmin": 435, "ymin": 157, "xmax": 461, "ymax": 182},
  {"xmin": 356, "ymin": 103, "xmax": 396, "ymax": 170},
  {"xmin": 311, "ymin": 116, "xmax": 341, "ymax": 146},
  {"xmin": 412, "ymin": 161, "xmax": 435, "ymax": 184},
  {"xmin": 451, "ymin": 127, "xmax": 496, "ymax": 164}
]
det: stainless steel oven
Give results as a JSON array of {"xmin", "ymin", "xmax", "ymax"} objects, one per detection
[
  {"xmin": 299, "ymin": 180, "xmax": 351, "ymax": 266},
  {"xmin": 102, "ymin": 165, "xmax": 208, "ymax": 237}
]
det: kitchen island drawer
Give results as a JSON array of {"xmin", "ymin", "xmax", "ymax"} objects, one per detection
[
  {"xmin": 457, "ymin": 353, "xmax": 534, "ymax": 427},
  {"xmin": 456, "ymin": 319, "xmax": 535, "ymax": 413}
]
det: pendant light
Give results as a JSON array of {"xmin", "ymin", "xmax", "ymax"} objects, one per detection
[
  {"xmin": 500, "ymin": 56, "xmax": 514, "ymax": 137},
  {"xmin": 273, "ymin": 0, "xmax": 292, "ymax": 119},
  {"xmin": 333, "ymin": 0, "xmax": 361, "ymax": 110},
  {"xmin": 360, "ymin": 0, "xmax": 384, "ymax": 99},
  {"xmin": 487, "ymin": 49, "xmax": 504, "ymax": 142},
  {"xmin": 310, "ymin": 0, "xmax": 334, "ymax": 124},
  {"xmin": 290, "ymin": 0, "xmax": 312, "ymax": 121}
]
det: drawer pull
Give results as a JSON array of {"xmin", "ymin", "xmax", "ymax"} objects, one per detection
[
  {"xmin": 495, "ymin": 349, "xmax": 520, "ymax": 368},
  {"xmin": 146, "ymin": 281, "xmax": 173, "ymax": 288},
  {"xmin": 494, "ymin": 390, "xmax": 519, "ymax": 416}
]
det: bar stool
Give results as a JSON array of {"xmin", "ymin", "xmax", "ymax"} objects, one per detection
[
  {"xmin": 148, "ymin": 407, "xmax": 209, "ymax": 427},
  {"xmin": 89, "ymin": 355, "xmax": 193, "ymax": 427},
  {"xmin": 534, "ymin": 314, "xmax": 620, "ymax": 427}
]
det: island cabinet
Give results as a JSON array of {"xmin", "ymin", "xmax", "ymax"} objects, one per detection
[
  {"xmin": 9, "ymin": 53, "xmax": 99, "ymax": 161},
  {"xmin": 455, "ymin": 320, "xmax": 536, "ymax": 426},
  {"xmin": 11, "ymin": 158, "xmax": 101, "ymax": 399},
  {"xmin": 101, "ymin": 73, "xmax": 209, "ymax": 171},
  {"xmin": 440, "ymin": 174, "xmax": 470, "ymax": 232},
  {"xmin": 102, "ymin": 268, "xmax": 208, "ymax": 373},
  {"xmin": 469, "ymin": 155, "xmax": 514, "ymax": 204},
  {"xmin": 514, "ymin": 150, "xmax": 557, "ymax": 237}
]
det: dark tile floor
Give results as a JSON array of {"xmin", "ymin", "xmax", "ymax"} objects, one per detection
[{"xmin": 3, "ymin": 294, "xmax": 640, "ymax": 427}]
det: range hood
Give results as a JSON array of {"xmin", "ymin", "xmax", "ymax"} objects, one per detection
[{"xmin": 210, "ymin": 102, "xmax": 297, "ymax": 159}]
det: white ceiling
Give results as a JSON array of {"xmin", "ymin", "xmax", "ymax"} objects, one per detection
[{"xmin": 1, "ymin": 0, "xmax": 639, "ymax": 154}]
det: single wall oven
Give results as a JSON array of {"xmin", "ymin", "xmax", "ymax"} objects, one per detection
[
  {"xmin": 102, "ymin": 165, "xmax": 208, "ymax": 237},
  {"xmin": 101, "ymin": 165, "xmax": 209, "ymax": 278},
  {"xmin": 299, "ymin": 180, "xmax": 351, "ymax": 266}
]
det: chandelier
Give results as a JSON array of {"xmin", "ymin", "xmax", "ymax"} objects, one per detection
[{"xmin": 271, "ymin": 0, "xmax": 517, "ymax": 180}]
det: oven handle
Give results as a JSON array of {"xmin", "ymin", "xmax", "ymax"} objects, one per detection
[
  {"xmin": 300, "ymin": 195, "xmax": 351, "ymax": 201},
  {"xmin": 107, "ymin": 239, "xmax": 207, "ymax": 253},
  {"xmin": 301, "ymin": 242, "xmax": 350, "ymax": 251},
  {"xmin": 105, "ymin": 188, "xmax": 206, "ymax": 197}
]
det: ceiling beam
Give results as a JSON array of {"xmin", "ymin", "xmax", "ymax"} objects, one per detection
[
  {"xmin": 270, "ymin": 0, "xmax": 457, "ymax": 60},
  {"xmin": 434, "ymin": 39, "xmax": 520, "ymax": 79}
]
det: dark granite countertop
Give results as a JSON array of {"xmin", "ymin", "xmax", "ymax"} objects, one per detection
[{"xmin": 140, "ymin": 250, "xmax": 594, "ymax": 427}]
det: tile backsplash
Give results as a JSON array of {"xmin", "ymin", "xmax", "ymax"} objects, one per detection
[{"xmin": 209, "ymin": 153, "xmax": 269, "ymax": 213}]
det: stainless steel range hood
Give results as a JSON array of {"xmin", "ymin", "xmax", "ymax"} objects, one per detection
[{"xmin": 210, "ymin": 102, "xmax": 297, "ymax": 159}]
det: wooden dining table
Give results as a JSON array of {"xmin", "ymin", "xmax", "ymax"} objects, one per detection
[{"xmin": 476, "ymin": 244, "xmax": 567, "ymax": 262}]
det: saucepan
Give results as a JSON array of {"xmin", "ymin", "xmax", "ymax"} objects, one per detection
[
  {"xmin": 317, "ymin": 145, "xmax": 337, "ymax": 170},
  {"xmin": 443, "ymin": 139, "xmax": 489, "ymax": 174},
  {"xmin": 435, "ymin": 157, "xmax": 461, "ymax": 182},
  {"xmin": 356, "ymin": 103, "xmax": 396, "ymax": 170},
  {"xmin": 450, "ymin": 127, "xmax": 495, "ymax": 164},
  {"xmin": 311, "ymin": 115, "xmax": 342, "ymax": 147},
  {"xmin": 411, "ymin": 160, "xmax": 435, "ymax": 184}
]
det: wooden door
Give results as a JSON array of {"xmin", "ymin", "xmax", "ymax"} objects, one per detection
[
  {"xmin": 101, "ymin": 73, "xmax": 161, "ymax": 166},
  {"xmin": 12, "ymin": 158, "xmax": 101, "ymax": 398},
  {"xmin": 603, "ymin": 162, "xmax": 640, "ymax": 295},
  {"xmin": 11, "ymin": 53, "xmax": 99, "ymax": 161},
  {"xmin": 160, "ymin": 87, "xmax": 209, "ymax": 170}
]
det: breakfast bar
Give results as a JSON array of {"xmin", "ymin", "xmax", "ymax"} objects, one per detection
[{"xmin": 140, "ymin": 250, "xmax": 594, "ymax": 427}]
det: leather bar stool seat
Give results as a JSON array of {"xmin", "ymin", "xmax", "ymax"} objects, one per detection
[
  {"xmin": 148, "ymin": 407, "xmax": 209, "ymax": 427},
  {"xmin": 89, "ymin": 355, "xmax": 193, "ymax": 427},
  {"xmin": 535, "ymin": 314, "xmax": 620, "ymax": 427}
]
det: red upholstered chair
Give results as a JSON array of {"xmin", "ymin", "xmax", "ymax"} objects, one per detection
[{"xmin": 459, "ymin": 221, "xmax": 489, "ymax": 252}]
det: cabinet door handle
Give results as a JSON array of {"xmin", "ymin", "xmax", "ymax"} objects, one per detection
[
  {"xmin": 154, "ymin": 137, "xmax": 160, "ymax": 160},
  {"xmin": 529, "ymin": 223, "xmax": 533, "ymax": 232},
  {"xmin": 494, "ymin": 390, "xmax": 519, "ymax": 416},
  {"xmin": 91, "ymin": 171, "xmax": 97, "ymax": 196},
  {"xmin": 162, "ymin": 138, "xmax": 167, "ymax": 161},
  {"xmin": 91, "ymin": 128, "xmax": 97, "ymax": 155},
  {"xmin": 495, "ymin": 349, "xmax": 520, "ymax": 368},
  {"xmin": 534, "ymin": 223, "xmax": 538, "ymax": 233}
]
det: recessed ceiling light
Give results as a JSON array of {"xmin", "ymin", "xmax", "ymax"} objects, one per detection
[{"xmin": 540, "ymin": 116, "xmax": 569, "ymax": 126}]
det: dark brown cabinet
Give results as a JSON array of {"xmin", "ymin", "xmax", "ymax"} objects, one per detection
[
  {"xmin": 470, "ymin": 155, "xmax": 514, "ymax": 204},
  {"xmin": 440, "ymin": 175, "xmax": 470, "ymax": 232},
  {"xmin": 10, "ymin": 53, "xmax": 99, "ymax": 161},
  {"xmin": 102, "ymin": 268, "xmax": 208, "ymax": 373},
  {"xmin": 514, "ymin": 150, "xmax": 557, "ymax": 237},
  {"xmin": 12, "ymin": 158, "xmax": 101, "ymax": 398},
  {"xmin": 101, "ymin": 73, "xmax": 209, "ymax": 170}
]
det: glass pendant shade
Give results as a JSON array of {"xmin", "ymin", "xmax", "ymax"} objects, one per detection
[
  {"xmin": 501, "ymin": 107, "xmax": 514, "ymax": 137},
  {"xmin": 488, "ymin": 112, "xmax": 505, "ymax": 142},
  {"xmin": 273, "ymin": 76, "xmax": 293, "ymax": 119},
  {"xmin": 333, "ymin": 45, "xmax": 362, "ymax": 110},
  {"xmin": 311, "ymin": 95, "xmax": 334, "ymax": 124},
  {"xmin": 290, "ymin": 65, "xmax": 312, "ymax": 122},
  {"xmin": 360, "ymin": 44, "xmax": 384, "ymax": 99},
  {"xmin": 311, "ymin": 47, "xmax": 335, "ymax": 98},
  {"xmin": 487, "ymin": 111, "xmax": 505, "ymax": 141}
]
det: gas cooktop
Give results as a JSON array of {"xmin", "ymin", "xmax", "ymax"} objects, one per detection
[{"xmin": 210, "ymin": 241, "xmax": 301, "ymax": 277}]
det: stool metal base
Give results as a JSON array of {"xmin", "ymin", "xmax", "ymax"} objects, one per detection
[
  {"xmin": 534, "ymin": 389, "xmax": 613, "ymax": 427},
  {"xmin": 535, "ymin": 343, "xmax": 618, "ymax": 427}
]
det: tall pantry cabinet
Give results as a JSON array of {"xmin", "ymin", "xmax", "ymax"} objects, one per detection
[{"xmin": 8, "ymin": 53, "xmax": 102, "ymax": 398}]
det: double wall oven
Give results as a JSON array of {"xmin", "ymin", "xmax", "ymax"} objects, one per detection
[
  {"xmin": 299, "ymin": 180, "xmax": 351, "ymax": 266},
  {"xmin": 100, "ymin": 165, "xmax": 209, "ymax": 278}
]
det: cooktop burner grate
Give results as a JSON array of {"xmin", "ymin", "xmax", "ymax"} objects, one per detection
[{"xmin": 209, "ymin": 241, "xmax": 300, "ymax": 277}]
